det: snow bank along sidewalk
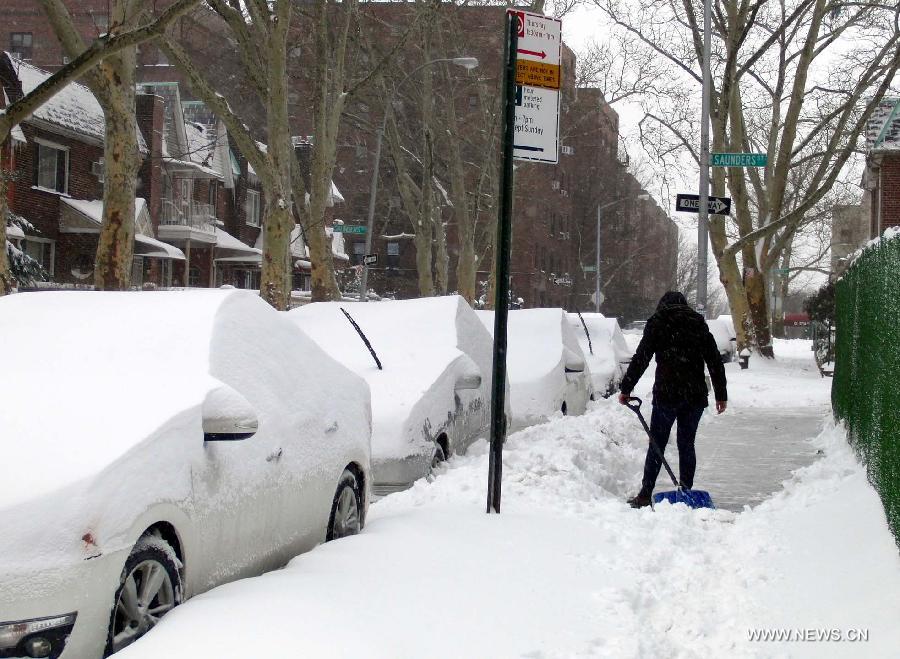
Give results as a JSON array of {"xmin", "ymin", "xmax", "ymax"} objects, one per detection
[{"xmin": 123, "ymin": 399, "xmax": 900, "ymax": 658}]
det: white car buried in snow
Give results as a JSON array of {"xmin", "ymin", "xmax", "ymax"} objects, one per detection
[
  {"xmin": 478, "ymin": 308, "xmax": 590, "ymax": 429},
  {"xmin": 567, "ymin": 313, "xmax": 632, "ymax": 399},
  {"xmin": 289, "ymin": 296, "xmax": 493, "ymax": 495},
  {"xmin": 0, "ymin": 290, "xmax": 371, "ymax": 658}
]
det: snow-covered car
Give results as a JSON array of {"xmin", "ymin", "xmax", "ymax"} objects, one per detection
[
  {"xmin": 0, "ymin": 290, "xmax": 371, "ymax": 659},
  {"xmin": 478, "ymin": 308, "xmax": 590, "ymax": 429},
  {"xmin": 707, "ymin": 316, "xmax": 737, "ymax": 362},
  {"xmin": 567, "ymin": 313, "xmax": 633, "ymax": 398},
  {"xmin": 289, "ymin": 296, "xmax": 492, "ymax": 495},
  {"xmin": 625, "ymin": 320, "xmax": 647, "ymax": 332}
]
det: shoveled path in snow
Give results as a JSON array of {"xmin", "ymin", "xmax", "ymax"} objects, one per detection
[
  {"xmin": 625, "ymin": 338, "xmax": 831, "ymax": 511},
  {"xmin": 123, "ymin": 341, "xmax": 900, "ymax": 659}
]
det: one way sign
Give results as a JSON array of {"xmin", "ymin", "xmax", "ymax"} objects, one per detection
[{"xmin": 675, "ymin": 193, "xmax": 732, "ymax": 216}]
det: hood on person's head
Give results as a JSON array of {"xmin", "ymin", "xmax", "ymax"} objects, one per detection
[{"xmin": 656, "ymin": 291, "xmax": 688, "ymax": 311}]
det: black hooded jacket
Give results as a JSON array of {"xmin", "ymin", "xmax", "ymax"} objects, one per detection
[{"xmin": 620, "ymin": 292, "xmax": 727, "ymax": 407}]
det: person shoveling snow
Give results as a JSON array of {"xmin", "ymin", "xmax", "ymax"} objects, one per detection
[{"xmin": 618, "ymin": 291, "xmax": 728, "ymax": 508}]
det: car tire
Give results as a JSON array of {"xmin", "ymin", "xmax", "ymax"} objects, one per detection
[
  {"xmin": 431, "ymin": 442, "xmax": 448, "ymax": 470},
  {"xmin": 327, "ymin": 470, "xmax": 361, "ymax": 541},
  {"xmin": 105, "ymin": 535, "xmax": 182, "ymax": 656}
]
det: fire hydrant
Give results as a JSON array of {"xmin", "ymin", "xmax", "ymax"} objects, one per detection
[{"xmin": 739, "ymin": 348, "xmax": 751, "ymax": 369}]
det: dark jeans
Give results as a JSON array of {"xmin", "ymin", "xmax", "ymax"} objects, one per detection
[{"xmin": 640, "ymin": 402, "xmax": 705, "ymax": 495}]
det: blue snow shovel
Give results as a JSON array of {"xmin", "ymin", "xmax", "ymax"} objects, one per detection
[{"xmin": 624, "ymin": 397, "xmax": 715, "ymax": 509}]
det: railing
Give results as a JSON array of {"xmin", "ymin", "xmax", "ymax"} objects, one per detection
[{"xmin": 160, "ymin": 199, "xmax": 217, "ymax": 234}]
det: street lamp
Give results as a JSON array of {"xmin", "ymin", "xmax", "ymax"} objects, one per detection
[
  {"xmin": 359, "ymin": 56, "xmax": 479, "ymax": 301},
  {"xmin": 595, "ymin": 193, "xmax": 650, "ymax": 313}
]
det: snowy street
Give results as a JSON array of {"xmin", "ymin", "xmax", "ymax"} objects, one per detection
[{"xmin": 121, "ymin": 340, "xmax": 900, "ymax": 659}]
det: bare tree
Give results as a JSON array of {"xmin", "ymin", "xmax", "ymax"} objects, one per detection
[
  {"xmin": 0, "ymin": 0, "xmax": 200, "ymax": 295},
  {"xmin": 596, "ymin": 0, "xmax": 900, "ymax": 356},
  {"xmin": 161, "ymin": 1, "xmax": 297, "ymax": 309}
]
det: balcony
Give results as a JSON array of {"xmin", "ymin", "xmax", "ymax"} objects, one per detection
[{"xmin": 157, "ymin": 200, "xmax": 218, "ymax": 244}]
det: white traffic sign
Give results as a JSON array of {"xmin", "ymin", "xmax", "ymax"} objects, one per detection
[
  {"xmin": 509, "ymin": 10, "xmax": 561, "ymax": 90},
  {"xmin": 514, "ymin": 85, "xmax": 559, "ymax": 163},
  {"xmin": 509, "ymin": 10, "xmax": 561, "ymax": 165}
]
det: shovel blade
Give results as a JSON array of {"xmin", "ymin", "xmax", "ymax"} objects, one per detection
[{"xmin": 653, "ymin": 489, "xmax": 715, "ymax": 509}]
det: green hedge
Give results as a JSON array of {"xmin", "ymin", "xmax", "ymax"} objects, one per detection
[{"xmin": 833, "ymin": 233, "xmax": 900, "ymax": 545}]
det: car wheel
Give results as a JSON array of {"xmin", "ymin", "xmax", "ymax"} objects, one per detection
[
  {"xmin": 327, "ymin": 470, "xmax": 361, "ymax": 541},
  {"xmin": 561, "ymin": 401, "xmax": 568, "ymax": 415},
  {"xmin": 431, "ymin": 441, "xmax": 449, "ymax": 469},
  {"xmin": 106, "ymin": 535, "xmax": 181, "ymax": 656}
]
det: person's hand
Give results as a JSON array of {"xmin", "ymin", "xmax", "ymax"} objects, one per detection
[
  {"xmin": 618, "ymin": 393, "xmax": 629, "ymax": 405},
  {"xmin": 716, "ymin": 400, "xmax": 727, "ymax": 414}
]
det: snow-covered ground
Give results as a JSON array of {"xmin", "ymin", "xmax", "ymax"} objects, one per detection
[{"xmin": 122, "ymin": 340, "xmax": 900, "ymax": 659}]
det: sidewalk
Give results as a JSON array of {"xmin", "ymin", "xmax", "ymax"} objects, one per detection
[
  {"xmin": 122, "ymin": 340, "xmax": 900, "ymax": 659},
  {"xmin": 625, "ymin": 338, "xmax": 832, "ymax": 511}
]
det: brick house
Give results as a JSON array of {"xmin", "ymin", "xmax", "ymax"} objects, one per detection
[
  {"xmin": 865, "ymin": 98, "xmax": 900, "ymax": 237},
  {"xmin": 1, "ymin": 53, "xmax": 186, "ymax": 287}
]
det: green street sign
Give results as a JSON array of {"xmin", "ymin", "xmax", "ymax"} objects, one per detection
[
  {"xmin": 333, "ymin": 224, "xmax": 367, "ymax": 234},
  {"xmin": 711, "ymin": 152, "xmax": 767, "ymax": 168},
  {"xmin": 582, "ymin": 265, "xmax": 597, "ymax": 272}
]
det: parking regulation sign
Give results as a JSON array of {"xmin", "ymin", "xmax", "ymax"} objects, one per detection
[{"xmin": 508, "ymin": 9, "xmax": 562, "ymax": 165}]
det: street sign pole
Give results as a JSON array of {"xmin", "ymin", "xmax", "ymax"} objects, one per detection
[
  {"xmin": 487, "ymin": 13, "xmax": 517, "ymax": 515},
  {"xmin": 697, "ymin": 0, "xmax": 712, "ymax": 318}
]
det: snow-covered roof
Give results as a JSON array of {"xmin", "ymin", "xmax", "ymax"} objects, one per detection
[
  {"xmin": 5, "ymin": 53, "xmax": 147, "ymax": 151},
  {"xmin": 61, "ymin": 197, "xmax": 148, "ymax": 226},
  {"xmin": 59, "ymin": 197, "xmax": 185, "ymax": 259},
  {"xmin": 184, "ymin": 121, "xmax": 227, "ymax": 179},
  {"xmin": 7, "ymin": 53, "xmax": 104, "ymax": 141},
  {"xmin": 6, "ymin": 223, "xmax": 24, "ymax": 240},
  {"xmin": 2, "ymin": 88, "xmax": 26, "ymax": 144},
  {"xmin": 214, "ymin": 227, "xmax": 262, "ymax": 260},
  {"xmin": 867, "ymin": 97, "xmax": 900, "ymax": 152}
]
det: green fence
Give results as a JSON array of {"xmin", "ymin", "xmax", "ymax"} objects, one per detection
[{"xmin": 833, "ymin": 233, "xmax": 900, "ymax": 545}]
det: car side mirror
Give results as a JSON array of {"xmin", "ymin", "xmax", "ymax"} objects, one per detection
[
  {"xmin": 202, "ymin": 384, "xmax": 259, "ymax": 441},
  {"xmin": 563, "ymin": 347, "xmax": 585, "ymax": 373}
]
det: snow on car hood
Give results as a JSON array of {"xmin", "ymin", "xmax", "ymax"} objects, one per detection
[
  {"xmin": 477, "ymin": 308, "xmax": 588, "ymax": 420},
  {"xmin": 0, "ymin": 290, "xmax": 245, "ymax": 512},
  {"xmin": 289, "ymin": 297, "xmax": 486, "ymax": 460}
]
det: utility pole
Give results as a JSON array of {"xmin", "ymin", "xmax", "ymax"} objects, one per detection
[
  {"xmin": 696, "ymin": 0, "xmax": 712, "ymax": 317},
  {"xmin": 487, "ymin": 13, "xmax": 517, "ymax": 514}
]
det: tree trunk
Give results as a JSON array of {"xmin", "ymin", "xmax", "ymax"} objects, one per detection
[
  {"xmin": 0, "ymin": 143, "xmax": 11, "ymax": 295},
  {"xmin": 94, "ymin": 49, "xmax": 138, "ymax": 290},
  {"xmin": 306, "ymin": 0, "xmax": 347, "ymax": 302},
  {"xmin": 258, "ymin": 0, "xmax": 295, "ymax": 310},
  {"xmin": 260, "ymin": 190, "xmax": 293, "ymax": 308},
  {"xmin": 434, "ymin": 207, "xmax": 449, "ymax": 295}
]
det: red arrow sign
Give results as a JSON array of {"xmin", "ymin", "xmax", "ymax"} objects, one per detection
[{"xmin": 517, "ymin": 49, "xmax": 546, "ymax": 59}]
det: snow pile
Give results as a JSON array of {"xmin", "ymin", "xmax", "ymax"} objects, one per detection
[
  {"xmin": 478, "ymin": 308, "xmax": 590, "ymax": 427},
  {"xmin": 121, "ymin": 398, "xmax": 900, "ymax": 659}
]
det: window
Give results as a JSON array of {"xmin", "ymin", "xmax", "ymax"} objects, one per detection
[
  {"xmin": 34, "ymin": 140, "xmax": 69, "ymax": 194},
  {"xmin": 468, "ymin": 95, "xmax": 478, "ymax": 110},
  {"xmin": 208, "ymin": 181, "xmax": 217, "ymax": 207},
  {"xmin": 352, "ymin": 241, "xmax": 366, "ymax": 265},
  {"xmin": 23, "ymin": 238, "xmax": 54, "ymax": 276},
  {"xmin": 10, "ymin": 33, "xmax": 33, "ymax": 60},
  {"xmin": 245, "ymin": 189, "xmax": 261, "ymax": 227},
  {"xmin": 92, "ymin": 13, "xmax": 109, "ymax": 35},
  {"xmin": 386, "ymin": 241, "xmax": 400, "ymax": 268}
]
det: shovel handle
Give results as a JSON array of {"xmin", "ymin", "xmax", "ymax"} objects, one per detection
[{"xmin": 622, "ymin": 396, "xmax": 682, "ymax": 490}]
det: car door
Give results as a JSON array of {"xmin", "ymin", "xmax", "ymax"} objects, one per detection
[{"xmin": 189, "ymin": 395, "xmax": 290, "ymax": 592}]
